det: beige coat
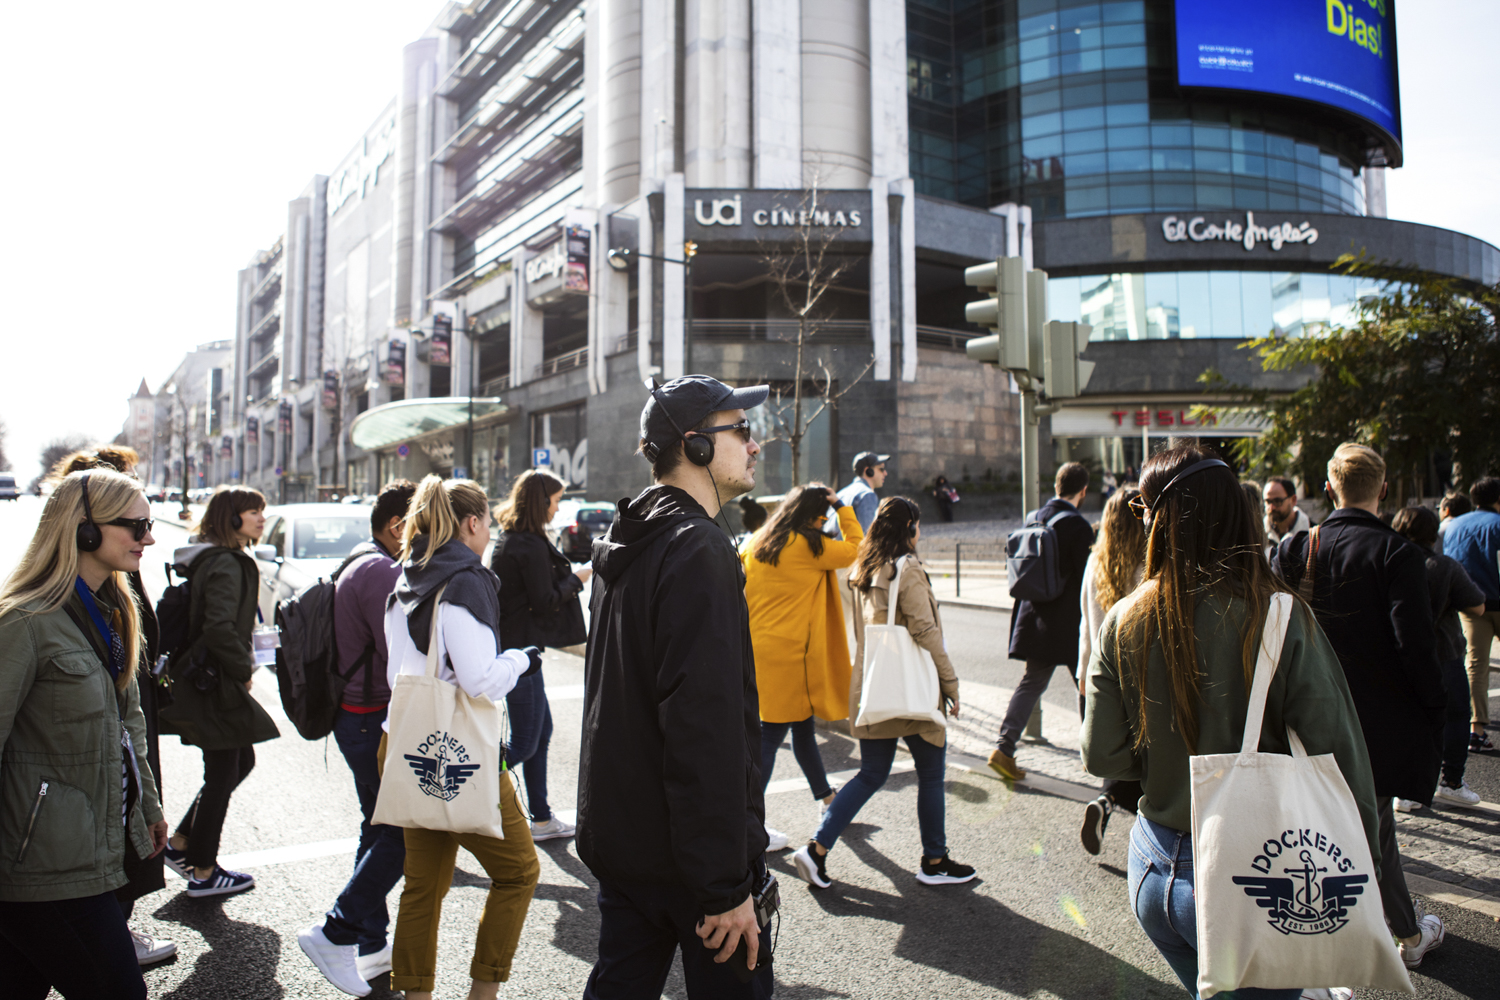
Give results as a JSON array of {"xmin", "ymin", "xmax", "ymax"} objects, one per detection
[{"xmin": 848, "ymin": 556, "xmax": 959, "ymax": 746}]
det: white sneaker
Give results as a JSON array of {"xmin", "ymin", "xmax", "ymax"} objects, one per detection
[
  {"xmin": 298, "ymin": 922, "xmax": 372, "ymax": 997},
  {"xmin": 764, "ymin": 825, "xmax": 790, "ymax": 852},
  {"xmin": 1400, "ymin": 913, "xmax": 1445, "ymax": 969},
  {"xmin": 1393, "ymin": 797, "xmax": 1422, "ymax": 813},
  {"xmin": 356, "ymin": 942, "xmax": 393, "ymax": 982},
  {"xmin": 1300, "ymin": 989, "xmax": 1354, "ymax": 999},
  {"xmin": 1434, "ymin": 780, "xmax": 1482, "ymax": 808},
  {"xmin": 531, "ymin": 815, "xmax": 576, "ymax": 841},
  {"xmin": 130, "ymin": 928, "xmax": 177, "ymax": 965}
]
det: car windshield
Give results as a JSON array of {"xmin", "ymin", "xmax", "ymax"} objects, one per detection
[
  {"xmin": 578, "ymin": 510, "xmax": 613, "ymax": 527},
  {"xmin": 291, "ymin": 516, "xmax": 370, "ymax": 560}
]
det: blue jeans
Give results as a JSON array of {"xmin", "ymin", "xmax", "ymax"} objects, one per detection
[
  {"xmin": 1128, "ymin": 816, "xmax": 1302, "ymax": 1000},
  {"xmin": 324, "ymin": 706, "xmax": 408, "ymax": 953},
  {"xmin": 1440, "ymin": 656, "xmax": 1471, "ymax": 785},
  {"xmin": 504, "ymin": 672, "xmax": 554, "ymax": 822},
  {"xmin": 813, "ymin": 735, "xmax": 947, "ymax": 858},
  {"xmin": 760, "ymin": 718, "xmax": 833, "ymax": 800}
]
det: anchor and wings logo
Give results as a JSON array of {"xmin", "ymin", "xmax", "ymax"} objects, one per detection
[
  {"xmin": 1233, "ymin": 846, "xmax": 1368, "ymax": 936},
  {"xmin": 404, "ymin": 732, "xmax": 481, "ymax": 802}
]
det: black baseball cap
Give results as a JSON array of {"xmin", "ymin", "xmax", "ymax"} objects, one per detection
[
  {"xmin": 640, "ymin": 375, "xmax": 769, "ymax": 461},
  {"xmin": 852, "ymin": 451, "xmax": 890, "ymax": 473}
]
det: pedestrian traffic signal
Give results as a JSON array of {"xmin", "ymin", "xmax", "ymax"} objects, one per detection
[
  {"xmin": 1042, "ymin": 321, "xmax": 1096, "ymax": 398},
  {"xmin": 964, "ymin": 257, "xmax": 1028, "ymax": 372}
]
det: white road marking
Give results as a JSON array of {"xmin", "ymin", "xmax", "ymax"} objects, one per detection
[{"xmin": 218, "ymin": 838, "xmax": 360, "ymax": 870}]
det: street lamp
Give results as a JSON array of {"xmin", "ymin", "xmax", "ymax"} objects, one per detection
[{"xmin": 606, "ymin": 241, "xmax": 699, "ymax": 372}]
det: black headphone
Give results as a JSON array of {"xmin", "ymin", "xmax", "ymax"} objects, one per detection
[
  {"xmin": 231, "ymin": 512, "xmax": 242, "ymax": 530},
  {"xmin": 1144, "ymin": 458, "xmax": 1231, "ymax": 522},
  {"xmin": 897, "ymin": 496, "xmax": 921, "ymax": 537},
  {"xmin": 643, "ymin": 379, "xmax": 715, "ymax": 467},
  {"xmin": 76, "ymin": 475, "xmax": 103, "ymax": 553}
]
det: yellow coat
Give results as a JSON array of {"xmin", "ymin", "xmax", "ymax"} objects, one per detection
[{"xmin": 740, "ymin": 506, "xmax": 864, "ymax": 723}]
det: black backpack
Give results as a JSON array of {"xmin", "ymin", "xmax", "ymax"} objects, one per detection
[
  {"xmin": 155, "ymin": 547, "xmax": 244, "ymax": 672},
  {"xmin": 274, "ymin": 550, "xmax": 374, "ymax": 740},
  {"xmin": 1006, "ymin": 508, "xmax": 1084, "ymax": 603}
]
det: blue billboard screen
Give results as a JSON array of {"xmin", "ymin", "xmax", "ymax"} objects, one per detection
[{"xmin": 1175, "ymin": 0, "xmax": 1401, "ymax": 146}]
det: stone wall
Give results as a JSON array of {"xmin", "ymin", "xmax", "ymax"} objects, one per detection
[{"xmin": 895, "ymin": 347, "xmax": 1021, "ymax": 491}]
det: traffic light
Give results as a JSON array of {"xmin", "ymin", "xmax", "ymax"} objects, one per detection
[
  {"xmin": 1042, "ymin": 321, "xmax": 1096, "ymax": 398},
  {"xmin": 964, "ymin": 257, "xmax": 1027, "ymax": 372}
]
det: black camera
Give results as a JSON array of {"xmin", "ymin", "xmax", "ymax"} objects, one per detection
[{"xmin": 752, "ymin": 869, "xmax": 779, "ymax": 928}]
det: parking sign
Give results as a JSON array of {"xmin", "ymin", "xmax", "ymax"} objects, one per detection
[{"xmin": 533, "ymin": 448, "xmax": 551, "ymax": 467}]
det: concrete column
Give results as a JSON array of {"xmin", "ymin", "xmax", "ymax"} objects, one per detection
[
  {"xmin": 284, "ymin": 200, "xmax": 311, "ymax": 390},
  {"xmin": 684, "ymin": 0, "xmax": 751, "ymax": 187},
  {"xmin": 511, "ymin": 253, "xmax": 545, "ymax": 384},
  {"xmin": 1364, "ymin": 166, "xmax": 1387, "ymax": 218},
  {"xmin": 752, "ymin": 0, "xmax": 802, "ymax": 187},
  {"xmin": 893, "ymin": 177, "xmax": 917, "ymax": 382},
  {"xmin": 593, "ymin": 210, "xmax": 629, "ymax": 394},
  {"xmin": 637, "ymin": 194, "xmax": 656, "ymax": 381},
  {"xmin": 599, "ymin": 0, "xmax": 643, "ymax": 204},
  {"xmin": 662, "ymin": 174, "xmax": 686, "ymax": 379},
  {"xmin": 640, "ymin": 0, "xmax": 678, "ymax": 182},
  {"xmin": 869, "ymin": 0, "xmax": 908, "ymax": 182},
  {"xmin": 403, "ymin": 40, "xmax": 439, "ymax": 321},
  {"xmin": 868, "ymin": 178, "xmax": 891, "ymax": 381},
  {"xmin": 801, "ymin": 0, "xmax": 870, "ymax": 187}
]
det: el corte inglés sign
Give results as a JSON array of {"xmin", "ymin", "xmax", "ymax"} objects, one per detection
[{"xmin": 1161, "ymin": 212, "xmax": 1319, "ymax": 251}]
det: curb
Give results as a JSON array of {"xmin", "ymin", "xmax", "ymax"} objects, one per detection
[{"xmin": 937, "ymin": 597, "xmax": 1011, "ymax": 614}]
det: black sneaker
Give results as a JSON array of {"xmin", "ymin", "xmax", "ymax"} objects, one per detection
[
  {"xmin": 1081, "ymin": 795, "xmax": 1112, "ymax": 856},
  {"xmin": 792, "ymin": 842, "xmax": 832, "ymax": 889},
  {"xmin": 916, "ymin": 855, "xmax": 977, "ymax": 885},
  {"xmin": 1471, "ymin": 732, "xmax": 1496, "ymax": 753}
]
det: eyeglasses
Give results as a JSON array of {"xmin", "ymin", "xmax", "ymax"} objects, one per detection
[
  {"xmin": 105, "ymin": 517, "xmax": 154, "ymax": 541},
  {"xmin": 1128, "ymin": 494, "xmax": 1150, "ymax": 520},
  {"xmin": 697, "ymin": 420, "xmax": 753, "ymax": 443},
  {"xmin": 1264, "ymin": 494, "xmax": 1292, "ymax": 506}
]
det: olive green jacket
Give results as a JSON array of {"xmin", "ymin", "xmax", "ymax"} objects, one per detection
[
  {"xmin": 0, "ymin": 585, "xmax": 164, "ymax": 903},
  {"xmin": 158, "ymin": 545, "xmax": 279, "ymax": 751}
]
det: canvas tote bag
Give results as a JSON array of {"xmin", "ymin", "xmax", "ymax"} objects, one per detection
[
  {"xmin": 374, "ymin": 585, "xmax": 507, "ymax": 839},
  {"xmin": 1190, "ymin": 592, "xmax": 1411, "ymax": 997},
  {"xmin": 855, "ymin": 557, "xmax": 945, "ymax": 729}
]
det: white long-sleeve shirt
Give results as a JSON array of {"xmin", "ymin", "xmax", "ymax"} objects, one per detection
[
  {"xmin": 382, "ymin": 600, "xmax": 530, "ymax": 731},
  {"xmin": 1077, "ymin": 553, "xmax": 1145, "ymax": 684}
]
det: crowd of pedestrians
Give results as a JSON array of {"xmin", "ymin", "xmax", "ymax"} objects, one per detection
[{"xmin": 1, "ymin": 382, "xmax": 1495, "ymax": 999}]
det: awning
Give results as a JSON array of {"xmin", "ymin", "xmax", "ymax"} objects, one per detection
[{"xmin": 349, "ymin": 396, "xmax": 507, "ymax": 452}]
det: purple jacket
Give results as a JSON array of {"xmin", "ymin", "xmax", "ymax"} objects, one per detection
[{"xmin": 333, "ymin": 540, "xmax": 402, "ymax": 708}]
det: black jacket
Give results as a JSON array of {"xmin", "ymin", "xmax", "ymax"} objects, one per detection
[
  {"xmin": 490, "ymin": 531, "xmax": 586, "ymax": 649},
  {"xmin": 579, "ymin": 485, "xmax": 767, "ymax": 915},
  {"xmin": 1008, "ymin": 497, "xmax": 1094, "ymax": 665},
  {"xmin": 1275, "ymin": 507, "xmax": 1444, "ymax": 803}
]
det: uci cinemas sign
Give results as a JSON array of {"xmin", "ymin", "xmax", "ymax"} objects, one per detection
[
  {"xmin": 1162, "ymin": 212, "xmax": 1319, "ymax": 252},
  {"xmin": 685, "ymin": 189, "xmax": 870, "ymax": 240}
]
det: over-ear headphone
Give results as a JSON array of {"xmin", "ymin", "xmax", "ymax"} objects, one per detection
[
  {"xmin": 231, "ymin": 512, "xmax": 242, "ymax": 530},
  {"xmin": 76, "ymin": 475, "xmax": 103, "ymax": 553},
  {"xmin": 644, "ymin": 379, "xmax": 714, "ymax": 467},
  {"xmin": 897, "ymin": 496, "xmax": 921, "ymax": 537}
]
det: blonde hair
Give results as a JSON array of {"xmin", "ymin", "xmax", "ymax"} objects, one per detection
[
  {"xmin": 0, "ymin": 469, "xmax": 146, "ymax": 690},
  {"xmin": 1093, "ymin": 488, "xmax": 1146, "ymax": 612},
  {"xmin": 1327, "ymin": 443, "xmax": 1385, "ymax": 506},
  {"xmin": 400, "ymin": 475, "xmax": 490, "ymax": 567}
]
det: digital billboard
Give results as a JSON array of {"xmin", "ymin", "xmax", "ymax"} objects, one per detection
[{"xmin": 1175, "ymin": 0, "xmax": 1401, "ymax": 151}]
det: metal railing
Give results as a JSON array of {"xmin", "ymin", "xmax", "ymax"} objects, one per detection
[
  {"xmin": 536, "ymin": 346, "xmax": 588, "ymax": 378},
  {"xmin": 919, "ymin": 540, "xmax": 1007, "ymax": 599},
  {"xmin": 480, "ymin": 374, "xmax": 511, "ymax": 395},
  {"xmin": 915, "ymin": 325, "xmax": 980, "ymax": 350}
]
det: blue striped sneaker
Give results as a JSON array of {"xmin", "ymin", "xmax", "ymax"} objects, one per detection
[
  {"xmin": 162, "ymin": 846, "xmax": 192, "ymax": 880},
  {"xmin": 185, "ymin": 866, "xmax": 255, "ymax": 898}
]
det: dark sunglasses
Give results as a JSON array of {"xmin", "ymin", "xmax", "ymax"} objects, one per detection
[
  {"xmin": 105, "ymin": 517, "xmax": 154, "ymax": 541},
  {"xmin": 696, "ymin": 420, "xmax": 753, "ymax": 443}
]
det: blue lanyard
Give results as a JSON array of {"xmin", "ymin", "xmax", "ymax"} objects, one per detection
[{"xmin": 74, "ymin": 577, "xmax": 122, "ymax": 683}]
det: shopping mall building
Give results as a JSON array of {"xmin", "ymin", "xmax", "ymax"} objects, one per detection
[{"xmin": 227, "ymin": 0, "xmax": 1497, "ymax": 515}]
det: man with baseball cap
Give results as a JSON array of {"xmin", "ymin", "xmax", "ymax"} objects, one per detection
[
  {"xmin": 825, "ymin": 451, "xmax": 889, "ymax": 540},
  {"xmin": 579, "ymin": 375, "xmax": 776, "ymax": 998}
]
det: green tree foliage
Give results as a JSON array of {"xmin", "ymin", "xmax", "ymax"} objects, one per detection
[{"xmin": 1203, "ymin": 256, "xmax": 1500, "ymax": 503}]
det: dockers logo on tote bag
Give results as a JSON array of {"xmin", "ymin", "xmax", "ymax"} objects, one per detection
[
  {"xmin": 1232, "ymin": 828, "xmax": 1369, "ymax": 936},
  {"xmin": 404, "ymin": 730, "xmax": 481, "ymax": 802}
]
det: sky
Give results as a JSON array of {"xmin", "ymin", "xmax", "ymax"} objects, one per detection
[{"xmin": 0, "ymin": 0, "xmax": 1495, "ymax": 484}]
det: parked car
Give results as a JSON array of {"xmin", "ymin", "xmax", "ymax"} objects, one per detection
[
  {"xmin": 0, "ymin": 475, "xmax": 18, "ymax": 501},
  {"xmin": 250, "ymin": 503, "xmax": 374, "ymax": 623},
  {"xmin": 548, "ymin": 500, "xmax": 616, "ymax": 562}
]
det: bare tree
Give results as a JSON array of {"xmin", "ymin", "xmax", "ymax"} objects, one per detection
[{"xmin": 757, "ymin": 186, "xmax": 876, "ymax": 481}]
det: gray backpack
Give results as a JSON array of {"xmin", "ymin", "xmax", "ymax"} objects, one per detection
[{"xmin": 1006, "ymin": 509, "xmax": 1082, "ymax": 603}]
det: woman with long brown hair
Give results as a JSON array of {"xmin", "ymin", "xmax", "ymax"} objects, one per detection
[
  {"xmin": 490, "ymin": 469, "xmax": 590, "ymax": 842},
  {"xmin": 1081, "ymin": 446, "xmax": 1379, "ymax": 998},
  {"xmin": 741, "ymin": 483, "xmax": 863, "ymax": 850},
  {"xmin": 1075, "ymin": 487, "xmax": 1145, "ymax": 855}
]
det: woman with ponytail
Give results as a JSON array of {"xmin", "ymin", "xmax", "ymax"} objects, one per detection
[
  {"xmin": 0, "ymin": 468, "xmax": 166, "ymax": 999},
  {"xmin": 381, "ymin": 475, "xmax": 542, "ymax": 1000}
]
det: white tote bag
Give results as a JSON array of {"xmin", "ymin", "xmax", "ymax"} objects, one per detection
[
  {"xmin": 855, "ymin": 557, "xmax": 945, "ymax": 729},
  {"xmin": 1190, "ymin": 592, "xmax": 1412, "ymax": 997},
  {"xmin": 374, "ymin": 586, "xmax": 507, "ymax": 839}
]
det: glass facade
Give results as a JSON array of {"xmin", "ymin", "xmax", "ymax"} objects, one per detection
[
  {"xmin": 908, "ymin": 0, "xmax": 1370, "ymax": 219},
  {"xmin": 1046, "ymin": 269, "xmax": 1391, "ymax": 341}
]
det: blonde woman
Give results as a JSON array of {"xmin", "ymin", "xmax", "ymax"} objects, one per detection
[
  {"xmin": 1076, "ymin": 487, "xmax": 1145, "ymax": 855},
  {"xmin": 381, "ymin": 475, "xmax": 541, "ymax": 1000},
  {"xmin": 159, "ymin": 487, "xmax": 279, "ymax": 898},
  {"xmin": 0, "ymin": 469, "xmax": 166, "ymax": 999}
]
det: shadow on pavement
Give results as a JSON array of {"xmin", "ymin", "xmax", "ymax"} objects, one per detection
[{"xmin": 151, "ymin": 892, "xmax": 284, "ymax": 999}]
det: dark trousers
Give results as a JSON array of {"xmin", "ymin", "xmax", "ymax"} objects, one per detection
[
  {"xmin": 0, "ymin": 891, "xmax": 147, "ymax": 1000},
  {"xmin": 759, "ymin": 717, "xmax": 833, "ymax": 800},
  {"xmin": 584, "ymin": 878, "xmax": 773, "ymax": 1000},
  {"xmin": 1376, "ymin": 796, "xmax": 1418, "ymax": 939},
  {"xmin": 323, "ymin": 707, "xmax": 407, "ymax": 953},
  {"xmin": 1440, "ymin": 656, "xmax": 1471, "ymax": 786},
  {"xmin": 177, "ymin": 745, "xmax": 256, "ymax": 869},
  {"xmin": 997, "ymin": 659, "xmax": 1060, "ymax": 757},
  {"xmin": 504, "ymin": 672, "xmax": 555, "ymax": 822}
]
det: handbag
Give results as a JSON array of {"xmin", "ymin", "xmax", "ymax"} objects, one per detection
[
  {"xmin": 854, "ymin": 556, "xmax": 946, "ymax": 729},
  {"xmin": 373, "ymin": 585, "xmax": 507, "ymax": 838},
  {"xmin": 1189, "ymin": 592, "xmax": 1411, "ymax": 997}
]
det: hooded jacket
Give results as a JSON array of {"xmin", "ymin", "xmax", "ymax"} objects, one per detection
[
  {"xmin": 578, "ymin": 485, "xmax": 767, "ymax": 915},
  {"xmin": 391, "ymin": 535, "xmax": 501, "ymax": 656}
]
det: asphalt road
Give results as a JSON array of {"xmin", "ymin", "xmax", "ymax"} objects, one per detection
[{"xmin": 0, "ymin": 496, "xmax": 1494, "ymax": 999}]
